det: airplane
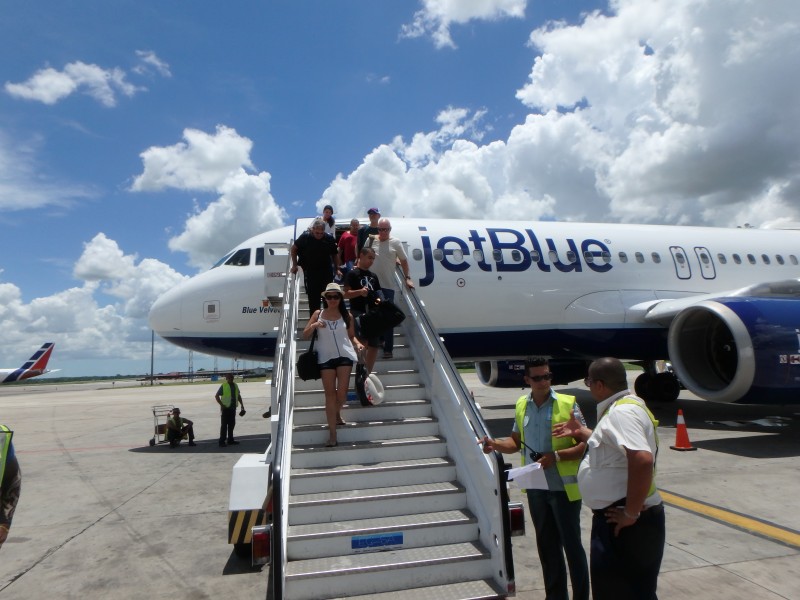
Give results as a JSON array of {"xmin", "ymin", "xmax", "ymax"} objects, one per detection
[
  {"xmin": 0, "ymin": 343, "xmax": 57, "ymax": 384},
  {"xmin": 148, "ymin": 218, "xmax": 800, "ymax": 405}
]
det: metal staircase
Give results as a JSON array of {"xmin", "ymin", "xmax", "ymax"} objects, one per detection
[{"xmin": 268, "ymin": 258, "xmax": 515, "ymax": 599}]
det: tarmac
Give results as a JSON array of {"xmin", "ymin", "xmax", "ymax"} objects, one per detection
[{"xmin": 0, "ymin": 373, "xmax": 798, "ymax": 599}]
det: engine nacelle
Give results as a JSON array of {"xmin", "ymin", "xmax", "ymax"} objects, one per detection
[
  {"xmin": 475, "ymin": 360, "xmax": 588, "ymax": 388},
  {"xmin": 667, "ymin": 297, "xmax": 800, "ymax": 404}
]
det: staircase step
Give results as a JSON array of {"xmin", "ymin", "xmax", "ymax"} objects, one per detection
[
  {"xmin": 288, "ymin": 480, "xmax": 466, "ymax": 524},
  {"xmin": 292, "ymin": 416, "xmax": 439, "ymax": 446},
  {"xmin": 291, "ymin": 435, "xmax": 448, "ymax": 469},
  {"xmin": 290, "ymin": 456, "xmax": 456, "ymax": 494},
  {"xmin": 294, "ymin": 369, "xmax": 421, "ymax": 391},
  {"xmin": 294, "ymin": 398, "xmax": 432, "ymax": 425},
  {"xmin": 335, "ymin": 579, "xmax": 507, "ymax": 600},
  {"xmin": 287, "ymin": 508, "xmax": 478, "ymax": 560},
  {"xmin": 295, "ymin": 383, "xmax": 427, "ymax": 406},
  {"xmin": 284, "ymin": 541, "xmax": 493, "ymax": 600}
]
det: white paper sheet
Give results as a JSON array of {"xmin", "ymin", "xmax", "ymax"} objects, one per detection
[{"xmin": 507, "ymin": 462, "xmax": 549, "ymax": 490}]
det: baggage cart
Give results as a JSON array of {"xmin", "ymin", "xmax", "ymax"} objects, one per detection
[{"xmin": 149, "ymin": 404, "xmax": 174, "ymax": 446}]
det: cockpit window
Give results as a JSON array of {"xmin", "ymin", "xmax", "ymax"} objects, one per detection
[
  {"xmin": 225, "ymin": 248, "xmax": 251, "ymax": 267},
  {"xmin": 211, "ymin": 251, "xmax": 235, "ymax": 269}
]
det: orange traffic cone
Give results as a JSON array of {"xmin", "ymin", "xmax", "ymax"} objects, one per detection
[{"xmin": 670, "ymin": 409, "xmax": 697, "ymax": 451}]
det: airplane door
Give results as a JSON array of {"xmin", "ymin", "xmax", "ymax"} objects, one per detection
[
  {"xmin": 693, "ymin": 246, "xmax": 716, "ymax": 280},
  {"xmin": 260, "ymin": 242, "xmax": 291, "ymax": 307},
  {"xmin": 669, "ymin": 246, "xmax": 692, "ymax": 280}
]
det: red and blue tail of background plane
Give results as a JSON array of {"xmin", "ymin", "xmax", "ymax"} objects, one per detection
[{"xmin": 0, "ymin": 343, "xmax": 56, "ymax": 384}]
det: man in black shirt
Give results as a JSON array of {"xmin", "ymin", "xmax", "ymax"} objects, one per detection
[
  {"xmin": 291, "ymin": 218, "xmax": 341, "ymax": 313},
  {"xmin": 344, "ymin": 246, "xmax": 382, "ymax": 373}
]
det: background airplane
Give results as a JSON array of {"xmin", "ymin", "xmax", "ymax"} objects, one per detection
[
  {"xmin": 0, "ymin": 343, "xmax": 57, "ymax": 384},
  {"xmin": 148, "ymin": 218, "xmax": 800, "ymax": 405}
]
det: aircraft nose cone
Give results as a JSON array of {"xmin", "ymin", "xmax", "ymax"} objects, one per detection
[{"xmin": 148, "ymin": 288, "xmax": 183, "ymax": 335}]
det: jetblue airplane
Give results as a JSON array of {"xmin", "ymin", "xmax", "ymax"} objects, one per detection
[
  {"xmin": 0, "ymin": 343, "xmax": 57, "ymax": 384},
  {"xmin": 148, "ymin": 218, "xmax": 800, "ymax": 405}
]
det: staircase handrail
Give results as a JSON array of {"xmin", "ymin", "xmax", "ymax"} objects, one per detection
[
  {"xmin": 268, "ymin": 260, "xmax": 300, "ymax": 599},
  {"xmin": 391, "ymin": 266, "xmax": 516, "ymax": 593}
]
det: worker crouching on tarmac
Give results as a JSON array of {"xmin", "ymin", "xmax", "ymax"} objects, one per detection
[{"xmin": 166, "ymin": 408, "xmax": 196, "ymax": 448}]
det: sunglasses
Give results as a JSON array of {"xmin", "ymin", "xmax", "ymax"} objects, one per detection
[
  {"xmin": 526, "ymin": 373, "xmax": 552, "ymax": 382},
  {"xmin": 584, "ymin": 377, "xmax": 602, "ymax": 387},
  {"xmin": 377, "ymin": 227, "xmax": 391, "ymax": 232},
  {"xmin": 323, "ymin": 294, "xmax": 341, "ymax": 300}
]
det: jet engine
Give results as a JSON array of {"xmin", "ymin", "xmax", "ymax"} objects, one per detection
[
  {"xmin": 667, "ymin": 294, "xmax": 800, "ymax": 404},
  {"xmin": 475, "ymin": 360, "xmax": 588, "ymax": 388}
]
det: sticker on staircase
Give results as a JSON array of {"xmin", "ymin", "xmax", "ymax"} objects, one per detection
[{"xmin": 351, "ymin": 532, "xmax": 404, "ymax": 551}]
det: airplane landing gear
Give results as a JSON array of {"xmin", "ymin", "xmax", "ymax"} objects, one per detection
[{"xmin": 634, "ymin": 370, "xmax": 680, "ymax": 403}]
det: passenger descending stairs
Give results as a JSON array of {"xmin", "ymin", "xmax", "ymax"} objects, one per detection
[{"xmin": 283, "ymin": 293, "xmax": 506, "ymax": 599}]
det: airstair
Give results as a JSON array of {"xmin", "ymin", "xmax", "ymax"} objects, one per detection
[{"xmin": 265, "ymin": 246, "xmax": 516, "ymax": 599}]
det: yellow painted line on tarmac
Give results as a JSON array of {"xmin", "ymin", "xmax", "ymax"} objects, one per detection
[{"xmin": 661, "ymin": 489, "xmax": 800, "ymax": 549}]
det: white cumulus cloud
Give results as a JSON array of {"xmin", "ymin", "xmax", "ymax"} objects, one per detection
[
  {"xmin": 131, "ymin": 126, "xmax": 287, "ymax": 268},
  {"xmin": 401, "ymin": 0, "xmax": 527, "ymax": 48}
]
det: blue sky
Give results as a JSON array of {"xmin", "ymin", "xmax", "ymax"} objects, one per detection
[{"xmin": 1, "ymin": 0, "xmax": 799, "ymax": 377}]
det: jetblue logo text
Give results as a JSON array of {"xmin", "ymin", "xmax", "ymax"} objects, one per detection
[{"xmin": 419, "ymin": 227, "xmax": 613, "ymax": 286}]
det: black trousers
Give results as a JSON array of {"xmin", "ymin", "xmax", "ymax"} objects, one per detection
[
  {"xmin": 219, "ymin": 408, "xmax": 237, "ymax": 443},
  {"xmin": 303, "ymin": 269, "xmax": 334, "ymax": 313},
  {"xmin": 590, "ymin": 503, "xmax": 665, "ymax": 600}
]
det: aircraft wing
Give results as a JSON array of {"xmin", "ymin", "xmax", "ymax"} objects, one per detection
[{"xmin": 629, "ymin": 278, "xmax": 800, "ymax": 325}]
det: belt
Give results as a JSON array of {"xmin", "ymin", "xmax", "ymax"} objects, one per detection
[{"xmin": 592, "ymin": 499, "xmax": 663, "ymax": 517}]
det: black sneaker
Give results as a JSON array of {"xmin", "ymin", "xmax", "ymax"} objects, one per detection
[
  {"xmin": 219, "ymin": 441, "xmax": 227, "ymax": 447},
  {"xmin": 262, "ymin": 410, "xmax": 271, "ymax": 418},
  {"xmin": 188, "ymin": 441, "xmax": 196, "ymax": 447},
  {"xmin": 169, "ymin": 440, "xmax": 178, "ymax": 448},
  {"xmin": 228, "ymin": 440, "xmax": 240, "ymax": 445}
]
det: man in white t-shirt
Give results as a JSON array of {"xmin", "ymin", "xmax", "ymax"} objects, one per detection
[
  {"xmin": 554, "ymin": 357, "xmax": 665, "ymax": 600},
  {"xmin": 366, "ymin": 218, "xmax": 414, "ymax": 359}
]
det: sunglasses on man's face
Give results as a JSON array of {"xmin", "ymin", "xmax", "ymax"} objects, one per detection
[
  {"xmin": 323, "ymin": 294, "xmax": 341, "ymax": 300},
  {"xmin": 526, "ymin": 373, "xmax": 552, "ymax": 382},
  {"xmin": 377, "ymin": 227, "xmax": 391, "ymax": 232}
]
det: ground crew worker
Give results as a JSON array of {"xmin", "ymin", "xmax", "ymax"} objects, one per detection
[
  {"xmin": 215, "ymin": 373, "xmax": 245, "ymax": 447},
  {"xmin": 482, "ymin": 356, "xmax": 589, "ymax": 600},
  {"xmin": 1, "ymin": 425, "xmax": 22, "ymax": 550},
  {"xmin": 165, "ymin": 407, "xmax": 196, "ymax": 448},
  {"xmin": 554, "ymin": 357, "xmax": 665, "ymax": 600}
]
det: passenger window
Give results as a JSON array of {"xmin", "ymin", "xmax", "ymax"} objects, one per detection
[
  {"xmin": 601, "ymin": 251, "xmax": 611, "ymax": 263},
  {"xmin": 530, "ymin": 250, "xmax": 540, "ymax": 263},
  {"xmin": 493, "ymin": 249, "xmax": 503, "ymax": 262},
  {"xmin": 412, "ymin": 249, "xmax": 423, "ymax": 261},
  {"xmin": 732, "ymin": 254, "xmax": 742, "ymax": 264},
  {"xmin": 747, "ymin": 254, "xmax": 756, "ymax": 265},
  {"xmin": 473, "ymin": 249, "xmax": 484, "ymax": 262},
  {"xmin": 635, "ymin": 252, "xmax": 644, "ymax": 263},
  {"xmin": 452, "ymin": 249, "xmax": 464, "ymax": 261},
  {"xmin": 699, "ymin": 252, "xmax": 710, "ymax": 264},
  {"xmin": 618, "ymin": 252, "xmax": 628, "ymax": 263},
  {"xmin": 651, "ymin": 252, "xmax": 661, "ymax": 264},
  {"xmin": 433, "ymin": 249, "xmax": 444, "ymax": 261},
  {"xmin": 675, "ymin": 253, "xmax": 686, "ymax": 264},
  {"xmin": 583, "ymin": 251, "xmax": 594, "ymax": 263},
  {"xmin": 717, "ymin": 253, "xmax": 727, "ymax": 264},
  {"xmin": 566, "ymin": 250, "xmax": 577, "ymax": 263},
  {"xmin": 225, "ymin": 248, "xmax": 251, "ymax": 267},
  {"xmin": 791, "ymin": 255, "xmax": 799, "ymax": 265},
  {"xmin": 511, "ymin": 250, "xmax": 521, "ymax": 262},
  {"xmin": 776, "ymin": 255, "xmax": 785, "ymax": 265},
  {"xmin": 548, "ymin": 250, "xmax": 558, "ymax": 263},
  {"xmin": 761, "ymin": 254, "xmax": 770, "ymax": 265}
]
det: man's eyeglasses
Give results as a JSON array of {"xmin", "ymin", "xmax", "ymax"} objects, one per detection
[
  {"xmin": 323, "ymin": 294, "xmax": 341, "ymax": 300},
  {"xmin": 584, "ymin": 377, "xmax": 602, "ymax": 387},
  {"xmin": 377, "ymin": 227, "xmax": 391, "ymax": 232},
  {"xmin": 526, "ymin": 373, "xmax": 552, "ymax": 382}
]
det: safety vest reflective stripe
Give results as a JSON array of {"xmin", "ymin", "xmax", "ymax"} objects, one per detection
[
  {"xmin": 515, "ymin": 392, "xmax": 582, "ymax": 501},
  {"xmin": 0, "ymin": 425, "xmax": 10, "ymax": 487},
  {"xmin": 611, "ymin": 396, "xmax": 659, "ymax": 497}
]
